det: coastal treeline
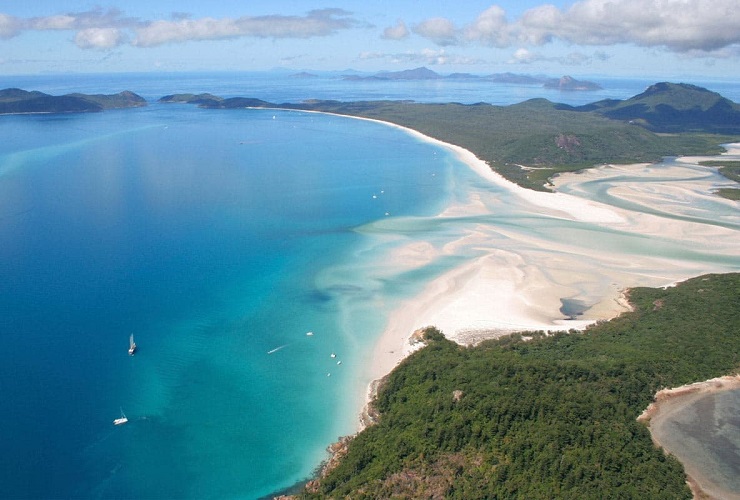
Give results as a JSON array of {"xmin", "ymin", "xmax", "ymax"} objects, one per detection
[{"xmin": 301, "ymin": 273, "xmax": 740, "ymax": 499}]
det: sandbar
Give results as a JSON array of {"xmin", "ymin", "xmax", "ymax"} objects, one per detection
[{"xmin": 361, "ymin": 130, "xmax": 739, "ymax": 389}]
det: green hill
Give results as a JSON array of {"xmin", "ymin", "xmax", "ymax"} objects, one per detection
[
  {"xmin": 568, "ymin": 82, "xmax": 740, "ymax": 134},
  {"xmin": 0, "ymin": 88, "xmax": 146, "ymax": 114}
]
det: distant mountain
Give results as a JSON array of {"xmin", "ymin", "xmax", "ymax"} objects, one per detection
[
  {"xmin": 344, "ymin": 67, "xmax": 441, "ymax": 81},
  {"xmin": 485, "ymin": 73, "xmax": 544, "ymax": 85},
  {"xmin": 543, "ymin": 75, "xmax": 602, "ymax": 91},
  {"xmin": 566, "ymin": 82, "xmax": 740, "ymax": 133},
  {"xmin": 159, "ymin": 93, "xmax": 224, "ymax": 106},
  {"xmin": 160, "ymin": 94, "xmax": 272, "ymax": 109},
  {"xmin": 290, "ymin": 72, "xmax": 319, "ymax": 79},
  {"xmin": 0, "ymin": 88, "xmax": 146, "ymax": 114},
  {"xmin": 340, "ymin": 67, "xmax": 601, "ymax": 90}
]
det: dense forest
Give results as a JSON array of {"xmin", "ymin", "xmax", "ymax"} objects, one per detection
[{"xmin": 299, "ymin": 273, "xmax": 739, "ymax": 499}]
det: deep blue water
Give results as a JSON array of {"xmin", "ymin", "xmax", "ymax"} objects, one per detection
[
  {"xmin": 1, "ymin": 72, "xmax": 738, "ymax": 499},
  {"xmin": 0, "ymin": 103, "xmax": 458, "ymax": 498}
]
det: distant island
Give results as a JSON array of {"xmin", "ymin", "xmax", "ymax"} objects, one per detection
[
  {"xmin": 340, "ymin": 66, "xmax": 602, "ymax": 91},
  {"xmin": 159, "ymin": 82, "xmax": 740, "ymax": 192},
  {"xmin": 0, "ymin": 88, "xmax": 146, "ymax": 114}
]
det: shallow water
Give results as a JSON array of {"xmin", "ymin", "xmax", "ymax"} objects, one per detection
[{"xmin": 651, "ymin": 389, "xmax": 740, "ymax": 498}]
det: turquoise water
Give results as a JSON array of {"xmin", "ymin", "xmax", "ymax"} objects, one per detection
[{"xmin": 0, "ymin": 105, "xmax": 459, "ymax": 498}]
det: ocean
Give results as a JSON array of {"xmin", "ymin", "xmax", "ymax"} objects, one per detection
[{"xmin": 1, "ymin": 72, "xmax": 738, "ymax": 499}]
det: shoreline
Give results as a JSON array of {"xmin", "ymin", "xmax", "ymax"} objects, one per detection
[
  {"xmin": 269, "ymin": 110, "xmax": 739, "ymax": 496},
  {"xmin": 638, "ymin": 375, "xmax": 740, "ymax": 500}
]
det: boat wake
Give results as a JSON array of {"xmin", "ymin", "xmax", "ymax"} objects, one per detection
[{"xmin": 267, "ymin": 344, "xmax": 288, "ymax": 355}]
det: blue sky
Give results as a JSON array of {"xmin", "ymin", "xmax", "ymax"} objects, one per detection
[{"xmin": 1, "ymin": 0, "xmax": 739, "ymax": 79}]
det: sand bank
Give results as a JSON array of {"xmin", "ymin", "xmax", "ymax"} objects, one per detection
[
  {"xmin": 638, "ymin": 375, "xmax": 740, "ymax": 500},
  {"xmin": 363, "ymin": 132, "xmax": 739, "ymax": 388}
]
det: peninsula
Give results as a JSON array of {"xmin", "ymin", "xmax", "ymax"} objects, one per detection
[{"xmin": 160, "ymin": 82, "xmax": 740, "ymax": 191}]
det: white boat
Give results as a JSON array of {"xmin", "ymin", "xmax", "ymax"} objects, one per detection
[
  {"xmin": 113, "ymin": 409, "xmax": 128, "ymax": 426},
  {"xmin": 128, "ymin": 334, "xmax": 137, "ymax": 356}
]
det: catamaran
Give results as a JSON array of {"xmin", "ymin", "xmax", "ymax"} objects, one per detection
[
  {"xmin": 128, "ymin": 334, "xmax": 137, "ymax": 356},
  {"xmin": 113, "ymin": 409, "xmax": 128, "ymax": 426}
]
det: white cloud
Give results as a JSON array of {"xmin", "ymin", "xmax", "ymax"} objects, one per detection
[
  {"xmin": 401, "ymin": 0, "xmax": 740, "ymax": 56},
  {"xmin": 508, "ymin": 47, "xmax": 613, "ymax": 66},
  {"xmin": 519, "ymin": 0, "xmax": 740, "ymax": 53},
  {"xmin": 133, "ymin": 8, "xmax": 358, "ymax": 47},
  {"xmin": 382, "ymin": 20, "xmax": 409, "ymax": 40},
  {"xmin": 75, "ymin": 28, "xmax": 126, "ymax": 49},
  {"xmin": 0, "ymin": 7, "xmax": 359, "ymax": 49},
  {"xmin": 0, "ymin": 13, "xmax": 22, "ymax": 39},
  {"xmin": 463, "ymin": 6, "xmax": 511, "ymax": 47},
  {"xmin": 413, "ymin": 17, "xmax": 458, "ymax": 46},
  {"xmin": 509, "ymin": 48, "xmax": 539, "ymax": 64}
]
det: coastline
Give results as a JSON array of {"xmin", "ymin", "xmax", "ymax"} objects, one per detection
[
  {"xmin": 638, "ymin": 375, "xmax": 740, "ymax": 500},
  {"xmin": 351, "ymin": 115, "xmax": 740, "ymax": 407},
  {"xmin": 279, "ymin": 108, "xmax": 740, "ymax": 494}
]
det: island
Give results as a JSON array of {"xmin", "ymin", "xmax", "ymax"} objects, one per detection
[
  {"xmin": 339, "ymin": 67, "xmax": 603, "ymax": 91},
  {"xmin": 0, "ymin": 88, "xmax": 146, "ymax": 114}
]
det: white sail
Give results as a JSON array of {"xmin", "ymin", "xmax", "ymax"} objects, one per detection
[{"xmin": 128, "ymin": 334, "xmax": 136, "ymax": 355}]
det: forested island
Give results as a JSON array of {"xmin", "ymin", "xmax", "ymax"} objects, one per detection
[{"xmin": 0, "ymin": 88, "xmax": 146, "ymax": 114}]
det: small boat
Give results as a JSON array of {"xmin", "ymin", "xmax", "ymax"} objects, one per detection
[
  {"xmin": 128, "ymin": 334, "xmax": 137, "ymax": 356},
  {"xmin": 306, "ymin": 331, "xmax": 314, "ymax": 336},
  {"xmin": 330, "ymin": 353, "xmax": 336, "ymax": 358},
  {"xmin": 113, "ymin": 409, "xmax": 128, "ymax": 426}
]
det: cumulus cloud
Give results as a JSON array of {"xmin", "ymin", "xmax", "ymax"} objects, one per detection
[
  {"xmin": 404, "ymin": 0, "xmax": 740, "ymax": 56},
  {"xmin": 518, "ymin": 0, "xmax": 740, "ymax": 52},
  {"xmin": 382, "ymin": 20, "xmax": 409, "ymax": 40},
  {"xmin": 0, "ymin": 7, "xmax": 359, "ymax": 49},
  {"xmin": 133, "ymin": 8, "xmax": 358, "ymax": 47},
  {"xmin": 0, "ymin": 13, "xmax": 23, "ymax": 38},
  {"xmin": 508, "ymin": 47, "xmax": 613, "ymax": 66},
  {"xmin": 463, "ymin": 6, "xmax": 511, "ymax": 47},
  {"xmin": 75, "ymin": 28, "xmax": 127, "ymax": 49},
  {"xmin": 413, "ymin": 17, "xmax": 458, "ymax": 46}
]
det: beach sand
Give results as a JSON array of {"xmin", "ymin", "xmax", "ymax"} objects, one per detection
[{"xmin": 361, "ymin": 129, "xmax": 739, "ymax": 389}]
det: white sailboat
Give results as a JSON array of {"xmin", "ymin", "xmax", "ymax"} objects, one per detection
[
  {"xmin": 128, "ymin": 334, "xmax": 137, "ymax": 356},
  {"xmin": 113, "ymin": 408, "xmax": 128, "ymax": 426}
]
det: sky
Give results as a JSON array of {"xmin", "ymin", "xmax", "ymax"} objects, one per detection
[{"xmin": 1, "ymin": 0, "xmax": 739, "ymax": 79}]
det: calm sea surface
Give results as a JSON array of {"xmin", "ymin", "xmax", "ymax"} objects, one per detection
[{"xmin": 0, "ymin": 72, "xmax": 738, "ymax": 499}]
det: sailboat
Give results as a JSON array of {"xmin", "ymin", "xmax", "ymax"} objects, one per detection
[
  {"xmin": 128, "ymin": 334, "xmax": 137, "ymax": 356},
  {"xmin": 113, "ymin": 408, "xmax": 128, "ymax": 426}
]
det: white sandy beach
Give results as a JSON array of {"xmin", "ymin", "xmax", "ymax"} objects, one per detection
[{"xmin": 356, "ymin": 127, "xmax": 740, "ymax": 393}]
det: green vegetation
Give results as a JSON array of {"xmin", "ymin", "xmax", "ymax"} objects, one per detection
[
  {"xmin": 699, "ymin": 160, "xmax": 740, "ymax": 200},
  {"xmin": 177, "ymin": 81, "xmax": 738, "ymax": 191},
  {"xmin": 302, "ymin": 273, "xmax": 740, "ymax": 499},
  {"xmin": 0, "ymin": 88, "xmax": 146, "ymax": 114},
  {"xmin": 285, "ymin": 99, "xmax": 736, "ymax": 191}
]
